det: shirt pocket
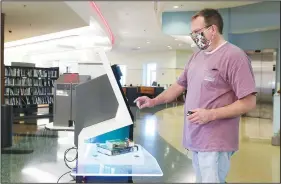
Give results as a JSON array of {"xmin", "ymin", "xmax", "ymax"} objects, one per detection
[{"xmin": 202, "ymin": 69, "xmax": 219, "ymax": 89}]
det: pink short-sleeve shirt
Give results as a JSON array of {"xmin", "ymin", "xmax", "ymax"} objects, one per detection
[{"xmin": 177, "ymin": 42, "xmax": 257, "ymax": 152}]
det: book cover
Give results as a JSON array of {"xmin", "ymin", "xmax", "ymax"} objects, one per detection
[{"xmin": 97, "ymin": 143, "xmax": 137, "ymax": 156}]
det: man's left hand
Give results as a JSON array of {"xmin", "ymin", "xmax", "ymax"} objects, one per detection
[{"xmin": 187, "ymin": 108, "xmax": 215, "ymax": 124}]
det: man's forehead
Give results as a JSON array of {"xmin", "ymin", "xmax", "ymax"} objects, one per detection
[{"xmin": 190, "ymin": 16, "xmax": 205, "ymax": 32}]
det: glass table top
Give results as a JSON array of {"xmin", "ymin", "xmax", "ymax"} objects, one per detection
[{"xmin": 72, "ymin": 143, "xmax": 163, "ymax": 177}]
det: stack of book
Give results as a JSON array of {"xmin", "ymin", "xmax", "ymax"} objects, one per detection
[{"xmin": 97, "ymin": 139, "xmax": 138, "ymax": 156}]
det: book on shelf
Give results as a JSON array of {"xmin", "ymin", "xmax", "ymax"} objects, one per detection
[{"xmin": 4, "ymin": 66, "xmax": 59, "ymax": 108}]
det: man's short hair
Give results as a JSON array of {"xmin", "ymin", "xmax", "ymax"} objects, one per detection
[{"xmin": 192, "ymin": 8, "xmax": 224, "ymax": 34}]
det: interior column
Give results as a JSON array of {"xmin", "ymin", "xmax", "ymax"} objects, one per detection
[{"xmin": 1, "ymin": 13, "xmax": 4, "ymax": 105}]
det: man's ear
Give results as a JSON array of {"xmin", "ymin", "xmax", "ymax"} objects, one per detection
[{"xmin": 213, "ymin": 25, "xmax": 220, "ymax": 34}]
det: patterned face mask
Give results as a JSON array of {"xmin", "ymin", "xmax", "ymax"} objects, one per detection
[{"xmin": 190, "ymin": 26, "xmax": 214, "ymax": 50}]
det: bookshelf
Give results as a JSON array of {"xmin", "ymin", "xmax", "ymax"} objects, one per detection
[{"xmin": 4, "ymin": 66, "xmax": 59, "ymax": 117}]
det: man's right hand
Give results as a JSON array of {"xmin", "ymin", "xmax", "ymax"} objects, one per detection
[
  {"xmin": 134, "ymin": 96, "xmax": 155, "ymax": 109},
  {"xmin": 134, "ymin": 83, "xmax": 185, "ymax": 109}
]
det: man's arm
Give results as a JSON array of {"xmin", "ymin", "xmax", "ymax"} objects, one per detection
[
  {"xmin": 135, "ymin": 56, "xmax": 191, "ymax": 109},
  {"xmin": 152, "ymin": 83, "xmax": 186, "ymax": 106},
  {"xmin": 210, "ymin": 94, "xmax": 256, "ymax": 121},
  {"xmin": 188, "ymin": 94, "xmax": 256, "ymax": 123}
]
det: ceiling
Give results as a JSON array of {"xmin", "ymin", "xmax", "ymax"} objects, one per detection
[
  {"xmin": 2, "ymin": 1, "xmax": 261, "ymax": 53},
  {"xmin": 95, "ymin": 1, "xmax": 260, "ymax": 52},
  {"xmin": 94, "ymin": 1, "xmax": 188, "ymax": 52},
  {"xmin": 2, "ymin": 2, "xmax": 87, "ymax": 42},
  {"xmin": 158, "ymin": 1, "xmax": 259, "ymax": 12}
]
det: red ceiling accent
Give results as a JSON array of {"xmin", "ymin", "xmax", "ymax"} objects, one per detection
[{"xmin": 89, "ymin": 1, "xmax": 115, "ymax": 45}]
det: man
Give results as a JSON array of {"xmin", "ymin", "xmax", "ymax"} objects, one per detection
[{"xmin": 134, "ymin": 9, "xmax": 257, "ymax": 183}]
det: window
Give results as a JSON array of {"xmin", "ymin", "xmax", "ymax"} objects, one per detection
[
  {"xmin": 146, "ymin": 63, "xmax": 157, "ymax": 86},
  {"xmin": 119, "ymin": 65, "xmax": 127, "ymax": 86}
]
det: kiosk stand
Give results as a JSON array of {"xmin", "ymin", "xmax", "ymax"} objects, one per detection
[{"xmin": 72, "ymin": 49, "xmax": 163, "ymax": 183}]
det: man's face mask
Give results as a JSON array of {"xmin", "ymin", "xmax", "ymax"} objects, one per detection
[{"xmin": 190, "ymin": 26, "xmax": 214, "ymax": 50}]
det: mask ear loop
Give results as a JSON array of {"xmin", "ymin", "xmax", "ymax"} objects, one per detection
[{"xmin": 206, "ymin": 26, "xmax": 215, "ymax": 46}]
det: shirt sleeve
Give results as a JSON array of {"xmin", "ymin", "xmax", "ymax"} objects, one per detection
[
  {"xmin": 228, "ymin": 55, "xmax": 257, "ymax": 99},
  {"xmin": 177, "ymin": 66, "xmax": 188, "ymax": 89}
]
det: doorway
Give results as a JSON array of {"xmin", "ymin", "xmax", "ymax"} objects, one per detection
[
  {"xmin": 245, "ymin": 50, "xmax": 276, "ymax": 119},
  {"xmin": 242, "ymin": 50, "xmax": 276, "ymax": 140},
  {"xmin": 146, "ymin": 63, "xmax": 156, "ymax": 86}
]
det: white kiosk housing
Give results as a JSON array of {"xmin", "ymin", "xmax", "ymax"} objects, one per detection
[{"xmin": 72, "ymin": 49, "xmax": 163, "ymax": 181}]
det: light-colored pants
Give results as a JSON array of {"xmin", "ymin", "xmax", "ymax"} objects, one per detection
[{"xmin": 192, "ymin": 151, "xmax": 234, "ymax": 183}]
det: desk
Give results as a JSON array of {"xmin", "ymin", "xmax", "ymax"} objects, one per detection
[
  {"xmin": 139, "ymin": 86, "xmax": 155, "ymax": 95},
  {"xmin": 72, "ymin": 144, "xmax": 162, "ymax": 180}
]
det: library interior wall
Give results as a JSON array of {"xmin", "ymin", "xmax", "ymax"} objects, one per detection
[
  {"xmin": 107, "ymin": 50, "xmax": 194, "ymax": 86},
  {"xmin": 107, "ymin": 50, "xmax": 179, "ymax": 86},
  {"xmin": 162, "ymin": 2, "xmax": 280, "ymax": 36},
  {"xmin": 4, "ymin": 48, "xmax": 193, "ymax": 86}
]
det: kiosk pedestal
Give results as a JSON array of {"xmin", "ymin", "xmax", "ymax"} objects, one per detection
[{"xmin": 72, "ymin": 144, "xmax": 163, "ymax": 183}]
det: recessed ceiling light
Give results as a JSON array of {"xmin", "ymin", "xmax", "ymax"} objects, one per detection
[
  {"xmin": 174, "ymin": 38, "xmax": 178, "ymax": 41},
  {"xmin": 178, "ymin": 43, "xmax": 182, "ymax": 47},
  {"xmin": 146, "ymin": 41, "xmax": 150, "ymax": 44},
  {"xmin": 173, "ymin": 5, "xmax": 179, "ymax": 9},
  {"xmin": 137, "ymin": 47, "xmax": 141, "ymax": 49}
]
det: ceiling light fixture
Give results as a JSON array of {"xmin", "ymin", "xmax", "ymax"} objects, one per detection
[
  {"xmin": 174, "ymin": 38, "xmax": 178, "ymax": 41},
  {"xmin": 137, "ymin": 47, "xmax": 141, "ymax": 49},
  {"xmin": 178, "ymin": 43, "xmax": 182, "ymax": 47},
  {"xmin": 146, "ymin": 41, "xmax": 150, "ymax": 44},
  {"xmin": 173, "ymin": 5, "xmax": 179, "ymax": 9}
]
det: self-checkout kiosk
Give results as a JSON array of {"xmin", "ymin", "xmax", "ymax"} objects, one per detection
[
  {"xmin": 72, "ymin": 50, "xmax": 163, "ymax": 183},
  {"xmin": 45, "ymin": 73, "xmax": 91, "ymax": 131}
]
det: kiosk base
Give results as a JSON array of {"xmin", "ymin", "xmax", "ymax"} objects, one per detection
[
  {"xmin": 71, "ymin": 144, "xmax": 162, "ymax": 183},
  {"xmin": 75, "ymin": 176, "xmax": 133, "ymax": 183}
]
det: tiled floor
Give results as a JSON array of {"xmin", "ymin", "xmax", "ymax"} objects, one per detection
[
  {"xmin": 156, "ymin": 106, "xmax": 280, "ymax": 183},
  {"xmin": 1, "ymin": 104, "xmax": 280, "ymax": 183}
]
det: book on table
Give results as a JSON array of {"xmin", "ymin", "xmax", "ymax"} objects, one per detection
[{"xmin": 97, "ymin": 140, "xmax": 138, "ymax": 156}]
